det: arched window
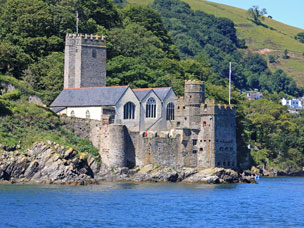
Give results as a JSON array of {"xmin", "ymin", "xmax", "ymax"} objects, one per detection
[
  {"xmin": 86, "ymin": 110, "xmax": 90, "ymax": 119},
  {"xmin": 92, "ymin": 49, "xmax": 96, "ymax": 58},
  {"xmin": 70, "ymin": 110, "xmax": 75, "ymax": 117},
  {"xmin": 166, "ymin": 102, "xmax": 175, "ymax": 120},
  {"xmin": 146, "ymin": 97, "xmax": 156, "ymax": 118},
  {"xmin": 124, "ymin": 102, "xmax": 135, "ymax": 119}
]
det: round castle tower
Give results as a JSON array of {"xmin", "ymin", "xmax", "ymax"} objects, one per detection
[
  {"xmin": 100, "ymin": 125, "xmax": 128, "ymax": 168},
  {"xmin": 184, "ymin": 80, "xmax": 205, "ymax": 105}
]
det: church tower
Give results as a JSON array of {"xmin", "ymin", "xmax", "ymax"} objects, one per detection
[{"xmin": 64, "ymin": 33, "xmax": 107, "ymax": 89}]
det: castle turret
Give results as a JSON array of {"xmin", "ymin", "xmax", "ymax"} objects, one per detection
[
  {"xmin": 184, "ymin": 80, "xmax": 205, "ymax": 104},
  {"xmin": 198, "ymin": 99, "xmax": 237, "ymax": 169},
  {"xmin": 183, "ymin": 80, "xmax": 205, "ymax": 129},
  {"xmin": 64, "ymin": 33, "xmax": 107, "ymax": 89}
]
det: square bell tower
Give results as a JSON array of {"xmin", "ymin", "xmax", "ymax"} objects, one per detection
[{"xmin": 64, "ymin": 33, "xmax": 107, "ymax": 88}]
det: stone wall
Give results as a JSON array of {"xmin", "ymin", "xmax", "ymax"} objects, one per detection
[
  {"xmin": 60, "ymin": 111, "xmax": 237, "ymax": 170},
  {"xmin": 60, "ymin": 116, "xmax": 103, "ymax": 149},
  {"xmin": 130, "ymin": 133, "xmax": 181, "ymax": 168}
]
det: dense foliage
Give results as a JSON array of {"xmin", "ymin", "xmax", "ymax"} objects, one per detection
[
  {"xmin": 0, "ymin": 76, "xmax": 98, "ymax": 157},
  {"xmin": 152, "ymin": 0, "xmax": 302, "ymax": 97}
]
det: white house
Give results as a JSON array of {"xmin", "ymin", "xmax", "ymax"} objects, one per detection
[{"xmin": 281, "ymin": 98, "xmax": 302, "ymax": 109}]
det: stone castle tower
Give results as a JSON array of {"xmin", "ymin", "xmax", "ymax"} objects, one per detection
[
  {"xmin": 182, "ymin": 81, "xmax": 205, "ymax": 129},
  {"xmin": 175, "ymin": 80, "xmax": 237, "ymax": 169},
  {"xmin": 64, "ymin": 33, "xmax": 107, "ymax": 89}
]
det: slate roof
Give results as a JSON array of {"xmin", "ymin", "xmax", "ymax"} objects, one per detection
[
  {"xmin": 50, "ymin": 86, "xmax": 129, "ymax": 107},
  {"xmin": 50, "ymin": 107, "xmax": 66, "ymax": 113},
  {"xmin": 153, "ymin": 87, "xmax": 172, "ymax": 101},
  {"xmin": 133, "ymin": 90, "xmax": 151, "ymax": 101},
  {"xmin": 133, "ymin": 87, "xmax": 172, "ymax": 102}
]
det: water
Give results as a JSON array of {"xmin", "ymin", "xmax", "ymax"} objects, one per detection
[{"xmin": 0, "ymin": 177, "xmax": 303, "ymax": 228}]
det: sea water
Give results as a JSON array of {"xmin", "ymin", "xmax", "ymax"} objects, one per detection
[{"xmin": 0, "ymin": 177, "xmax": 304, "ymax": 228}]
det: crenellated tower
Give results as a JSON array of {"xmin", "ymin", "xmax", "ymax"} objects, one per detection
[{"xmin": 64, "ymin": 33, "xmax": 107, "ymax": 89}]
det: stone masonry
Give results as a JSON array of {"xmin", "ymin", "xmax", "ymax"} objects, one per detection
[
  {"xmin": 58, "ymin": 33, "xmax": 237, "ymax": 171},
  {"xmin": 64, "ymin": 34, "xmax": 107, "ymax": 89}
]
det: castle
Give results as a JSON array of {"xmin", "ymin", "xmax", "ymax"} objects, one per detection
[{"xmin": 51, "ymin": 34, "xmax": 237, "ymax": 170}]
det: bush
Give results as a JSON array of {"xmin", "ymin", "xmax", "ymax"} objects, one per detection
[
  {"xmin": 1, "ymin": 90, "xmax": 21, "ymax": 100},
  {"xmin": 268, "ymin": 55, "xmax": 276, "ymax": 63}
]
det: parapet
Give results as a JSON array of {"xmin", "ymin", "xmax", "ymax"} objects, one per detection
[
  {"xmin": 185, "ymin": 80, "xmax": 204, "ymax": 85},
  {"xmin": 65, "ymin": 33, "xmax": 106, "ymax": 47},
  {"xmin": 201, "ymin": 99, "xmax": 236, "ymax": 115}
]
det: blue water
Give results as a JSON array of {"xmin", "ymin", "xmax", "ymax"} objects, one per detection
[{"xmin": 0, "ymin": 178, "xmax": 304, "ymax": 228}]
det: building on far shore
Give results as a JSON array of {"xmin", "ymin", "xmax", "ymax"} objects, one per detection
[
  {"xmin": 50, "ymin": 33, "xmax": 237, "ymax": 170},
  {"xmin": 246, "ymin": 89, "xmax": 263, "ymax": 100},
  {"xmin": 281, "ymin": 98, "xmax": 303, "ymax": 110}
]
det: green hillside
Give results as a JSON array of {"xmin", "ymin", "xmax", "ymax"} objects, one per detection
[{"xmin": 128, "ymin": 0, "xmax": 304, "ymax": 86}]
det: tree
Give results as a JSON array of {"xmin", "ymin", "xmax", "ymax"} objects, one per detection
[
  {"xmin": 268, "ymin": 55, "xmax": 276, "ymax": 63},
  {"xmin": 295, "ymin": 32, "xmax": 304, "ymax": 43},
  {"xmin": 247, "ymin": 6, "xmax": 267, "ymax": 25},
  {"xmin": 283, "ymin": 49, "xmax": 289, "ymax": 59},
  {"xmin": 23, "ymin": 52, "xmax": 64, "ymax": 104}
]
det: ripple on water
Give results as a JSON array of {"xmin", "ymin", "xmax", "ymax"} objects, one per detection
[{"xmin": 0, "ymin": 178, "xmax": 304, "ymax": 228}]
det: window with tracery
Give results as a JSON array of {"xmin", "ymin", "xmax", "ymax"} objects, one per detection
[
  {"xmin": 124, "ymin": 102, "xmax": 135, "ymax": 119},
  {"xmin": 146, "ymin": 97, "xmax": 156, "ymax": 118},
  {"xmin": 166, "ymin": 102, "xmax": 175, "ymax": 120}
]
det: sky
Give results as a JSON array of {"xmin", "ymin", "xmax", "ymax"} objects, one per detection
[{"xmin": 208, "ymin": 0, "xmax": 304, "ymax": 29}]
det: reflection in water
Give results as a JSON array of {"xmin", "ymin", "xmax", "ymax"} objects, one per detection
[{"xmin": 1, "ymin": 178, "xmax": 304, "ymax": 228}]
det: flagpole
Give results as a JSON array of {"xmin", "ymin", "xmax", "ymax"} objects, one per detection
[
  {"xmin": 76, "ymin": 11, "xmax": 79, "ymax": 34},
  {"xmin": 229, "ymin": 62, "xmax": 231, "ymax": 105}
]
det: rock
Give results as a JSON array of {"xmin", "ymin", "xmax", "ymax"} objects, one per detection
[
  {"xmin": 0, "ymin": 142, "xmax": 251, "ymax": 185},
  {"xmin": 63, "ymin": 148, "xmax": 76, "ymax": 159},
  {"xmin": 0, "ymin": 142, "xmax": 94, "ymax": 184},
  {"xmin": 133, "ymin": 164, "xmax": 179, "ymax": 182}
]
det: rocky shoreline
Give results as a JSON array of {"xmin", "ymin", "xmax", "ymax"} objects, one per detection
[{"xmin": 0, "ymin": 142, "xmax": 256, "ymax": 185}]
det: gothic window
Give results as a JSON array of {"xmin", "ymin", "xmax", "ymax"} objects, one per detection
[
  {"xmin": 146, "ymin": 97, "xmax": 156, "ymax": 118},
  {"xmin": 92, "ymin": 49, "xmax": 96, "ymax": 58},
  {"xmin": 203, "ymin": 121, "xmax": 206, "ymax": 127},
  {"xmin": 86, "ymin": 110, "xmax": 90, "ymax": 119},
  {"xmin": 166, "ymin": 102, "xmax": 175, "ymax": 120},
  {"xmin": 124, "ymin": 102, "xmax": 135, "ymax": 119},
  {"xmin": 70, "ymin": 110, "xmax": 75, "ymax": 117}
]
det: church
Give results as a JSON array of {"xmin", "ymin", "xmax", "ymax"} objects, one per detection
[
  {"xmin": 51, "ymin": 33, "xmax": 237, "ymax": 170},
  {"xmin": 51, "ymin": 33, "xmax": 177, "ymax": 132}
]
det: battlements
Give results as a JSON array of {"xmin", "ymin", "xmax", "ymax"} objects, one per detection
[
  {"xmin": 201, "ymin": 99, "xmax": 235, "ymax": 115},
  {"xmin": 185, "ymin": 80, "xmax": 204, "ymax": 85},
  {"xmin": 64, "ymin": 33, "xmax": 107, "ymax": 89},
  {"xmin": 65, "ymin": 33, "xmax": 106, "ymax": 47}
]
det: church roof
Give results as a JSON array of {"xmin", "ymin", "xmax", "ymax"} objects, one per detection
[
  {"xmin": 133, "ymin": 87, "xmax": 172, "ymax": 102},
  {"xmin": 50, "ymin": 86, "xmax": 129, "ymax": 107},
  {"xmin": 153, "ymin": 87, "xmax": 172, "ymax": 101},
  {"xmin": 133, "ymin": 90, "xmax": 151, "ymax": 101}
]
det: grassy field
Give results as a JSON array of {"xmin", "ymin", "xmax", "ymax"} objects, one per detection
[{"xmin": 127, "ymin": 0, "xmax": 304, "ymax": 86}]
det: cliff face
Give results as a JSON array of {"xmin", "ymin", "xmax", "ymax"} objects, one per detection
[
  {"xmin": 0, "ymin": 142, "xmax": 96, "ymax": 185},
  {"xmin": 0, "ymin": 142, "xmax": 254, "ymax": 185}
]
